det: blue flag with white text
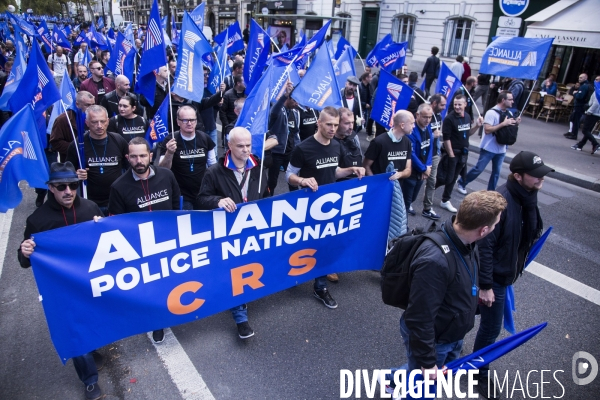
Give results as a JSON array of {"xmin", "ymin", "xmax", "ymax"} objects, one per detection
[
  {"xmin": 295, "ymin": 20, "xmax": 331, "ymax": 69},
  {"xmin": 97, "ymin": 17, "xmax": 104, "ymax": 30},
  {"xmin": 214, "ymin": 21, "xmax": 244, "ymax": 55},
  {"xmin": 106, "ymin": 32, "xmax": 135, "ymax": 82},
  {"xmin": 0, "ymin": 106, "xmax": 50, "ymax": 212},
  {"xmin": 292, "ymin": 44, "xmax": 341, "ymax": 111},
  {"xmin": 376, "ymin": 41, "xmax": 408, "ymax": 72},
  {"xmin": 269, "ymin": 63, "xmax": 301, "ymax": 102},
  {"xmin": 335, "ymin": 36, "xmax": 357, "ymax": 60},
  {"xmin": 173, "ymin": 12, "xmax": 213, "ymax": 102},
  {"xmin": 46, "ymin": 71, "xmax": 77, "ymax": 134},
  {"xmin": 371, "ymin": 69, "xmax": 413, "ymax": 129},
  {"xmin": 124, "ymin": 23, "xmax": 134, "ymax": 43},
  {"xmin": 208, "ymin": 40, "xmax": 230, "ymax": 95},
  {"xmin": 0, "ymin": 47, "xmax": 26, "ymax": 111},
  {"xmin": 244, "ymin": 19, "xmax": 270, "ymax": 95},
  {"xmin": 135, "ymin": 0, "xmax": 168, "ymax": 107},
  {"xmin": 366, "ymin": 34, "xmax": 393, "ymax": 67},
  {"xmin": 89, "ymin": 23, "xmax": 110, "ymax": 51},
  {"xmin": 333, "ymin": 46, "xmax": 357, "ymax": 89},
  {"xmin": 6, "ymin": 12, "xmax": 37, "ymax": 37},
  {"xmin": 434, "ymin": 63, "xmax": 462, "ymax": 119},
  {"xmin": 190, "ymin": 3, "xmax": 205, "ymax": 29},
  {"xmin": 52, "ymin": 27, "xmax": 72, "ymax": 51},
  {"xmin": 480, "ymin": 37, "xmax": 554, "ymax": 81},
  {"xmin": 145, "ymin": 96, "xmax": 170, "ymax": 148},
  {"xmin": 37, "ymin": 20, "xmax": 54, "ymax": 53},
  {"xmin": 171, "ymin": 15, "xmax": 180, "ymax": 46}
]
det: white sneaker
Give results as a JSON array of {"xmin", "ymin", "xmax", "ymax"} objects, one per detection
[
  {"xmin": 457, "ymin": 183, "xmax": 467, "ymax": 195},
  {"xmin": 440, "ymin": 200, "xmax": 457, "ymax": 213},
  {"xmin": 366, "ymin": 134, "xmax": 376, "ymax": 142}
]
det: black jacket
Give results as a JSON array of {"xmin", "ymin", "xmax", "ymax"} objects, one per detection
[
  {"xmin": 100, "ymin": 90, "xmax": 143, "ymax": 118},
  {"xmin": 18, "ymin": 194, "xmax": 103, "ymax": 268},
  {"xmin": 421, "ymin": 54, "xmax": 440, "ymax": 78},
  {"xmin": 140, "ymin": 82, "xmax": 168, "ymax": 121},
  {"xmin": 219, "ymin": 88, "xmax": 246, "ymax": 126},
  {"xmin": 359, "ymin": 82, "xmax": 372, "ymax": 109},
  {"xmin": 195, "ymin": 156, "xmax": 268, "ymax": 210},
  {"xmin": 268, "ymin": 93, "xmax": 289, "ymax": 155},
  {"xmin": 477, "ymin": 182, "xmax": 542, "ymax": 289},
  {"xmin": 404, "ymin": 219, "xmax": 479, "ymax": 369},
  {"xmin": 340, "ymin": 89, "xmax": 361, "ymax": 131}
]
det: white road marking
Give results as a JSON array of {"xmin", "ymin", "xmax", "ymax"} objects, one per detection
[
  {"xmin": 527, "ymin": 261, "xmax": 600, "ymax": 306},
  {"xmin": 0, "ymin": 209, "xmax": 15, "ymax": 279},
  {"xmin": 149, "ymin": 329, "xmax": 216, "ymax": 400}
]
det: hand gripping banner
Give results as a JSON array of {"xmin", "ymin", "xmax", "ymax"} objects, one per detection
[{"xmin": 30, "ymin": 175, "xmax": 393, "ymax": 362}]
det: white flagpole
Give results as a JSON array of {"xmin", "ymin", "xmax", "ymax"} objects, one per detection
[
  {"xmin": 61, "ymin": 101, "xmax": 87, "ymax": 198},
  {"xmin": 165, "ymin": 63, "xmax": 176, "ymax": 135}
]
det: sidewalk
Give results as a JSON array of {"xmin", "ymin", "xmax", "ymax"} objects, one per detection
[{"xmin": 468, "ymin": 105, "xmax": 600, "ymax": 192}]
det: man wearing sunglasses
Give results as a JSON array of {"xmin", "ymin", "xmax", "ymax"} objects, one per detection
[
  {"xmin": 18, "ymin": 162, "xmax": 106, "ymax": 400},
  {"xmin": 79, "ymin": 61, "xmax": 116, "ymax": 105}
]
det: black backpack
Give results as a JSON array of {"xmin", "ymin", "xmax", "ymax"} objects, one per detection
[
  {"xmin": 380, "ymin": 223, "xmax": 457, "ymax": 309},
  {"xmin": 492, "ymin": 109, "xmax": 519, "ymax": 145}
]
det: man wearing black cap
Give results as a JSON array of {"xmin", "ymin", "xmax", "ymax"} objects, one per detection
[
  {"xmin": 18, "ymin": 162, "xmax": 106, "ymax": 400},
  {"xmin": 340, "ymin": 76, "xmax": 363, "ymax": 132},
  {"xmin": 473, "ymin": 151, "xmax": 554, "ymax": 399}
]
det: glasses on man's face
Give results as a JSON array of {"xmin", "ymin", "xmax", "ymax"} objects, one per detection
[
  {"xmin": 53, "ymin": 182, "xmax": 80, "ymax": 191},
  {"xmin": 178, "ymin": 118, "xmax": 197, "ymax": 124},
  {"xmin": 91, "ymin": 67, "xmax": 103, "ymax": 71}
]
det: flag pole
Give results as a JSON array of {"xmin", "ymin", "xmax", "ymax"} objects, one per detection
[
  {"xmin": 519, "ymin": 80, "xmax": 537, "ymax": 116},
  {"xmin": 165, "ymin": 63, "xmax": 176, "ymax": 135},
  {"xmin": 356, "ymin": 52, "xmax": 366, "ymax": 72},
  {"xmin": 61, "ymin": 100, "xmax": 87, "ymax": 198},
  {"xmin": 462, "ymin": 84, "xmax": 481, "ymax": 118},
  {"xmin": 355, "ymin": 84, "xmax": 364, "ymax": 130},
  {"xmin": 269, "ymin": 36, "xmax": 281, "ymax": 53}
]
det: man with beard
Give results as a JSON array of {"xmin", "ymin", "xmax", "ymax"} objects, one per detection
[
  {"xmin": 19, "ymin": 162, "xmax": 106, "ymax": 400},
  {"xmin": 473, "ymin": 151, "xmax": 553, "ymax": 399},
  {"xmin": 340, "ymin": 76, "xmax": 363, "ymax": 132},
  {"xmin": 107, "ymin": 137, "xmax": 181, "ymax": 344}
]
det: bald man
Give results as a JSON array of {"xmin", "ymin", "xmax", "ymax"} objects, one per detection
[
  {"xmin": 363, "ymin": 110, "xmax": 413, "ymax": 182},
  {"xmin": 101, "ymin": 75, "xmax": 143, "ymax": 118}
]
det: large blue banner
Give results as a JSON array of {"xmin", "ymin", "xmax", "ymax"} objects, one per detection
[
  {"xmin": 480, "ymin": 37, "xmax": 554, "ymax": 80},
  {"xmin": 30, "ymin": 175, "xmax": 393, "ymax": 362}
]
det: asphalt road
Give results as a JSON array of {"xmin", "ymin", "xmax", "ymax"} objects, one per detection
[{"xmin": 1, "ymin": 121, "xmax": 600, "ymax": 400}]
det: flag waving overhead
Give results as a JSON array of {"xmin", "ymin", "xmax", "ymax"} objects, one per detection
[
  {"xmin": 37, "ymin": 20, "xmax": 54, "ymax": 53},
  {"xmin": 52, "ymin": 27, "xmax": 72, "ymax": 51},
  {"xmin": 480, "ymin": 37, "xmax": 554, "ymax": 80},
  {"xmin": 0, "ymin": 106, "xmax": 50, "ymax": 212},
  {"xmin": 334, "ymin": 36, "xmax": 357, "ymax": 60},
  {"xmin": 235, "ymin": 65, "xmax": 274, "ymax": 157},
  {"xmin": 173, "ymin": 12, "xmax": 213, "ymax": 102},
  {"xmin": 190, "ymin": 3, "xmax": 205, "ymax": 29},
  {"xmin": 6, "ymin": 12, "xmax": 37, "ymax": 37},
  {"xmin": 106, "ymin": 32, "xmax": 136, "ymax": 82},
  {"xmin": 434, "ymin": 63, "xmax": 462, "ymax": 118},
  {"xmin": 47, "ymin": 71, "xmax": 77, "ymax": 134},
  {"xmin": 333, "ymin": 46, "xmax": 357, "ymax": 89},
  {"xmin": 366, "ymin": 34, "xmax": 393, "ymax": 67},
  {"xmin": 214, "ymin": 21, "xmax": 244, "ymax": 55},
  {"xmin": 370, "ymin": 69, "xmax": 413, "ymax": 129},
  {"xmin": 291, "ymin": 44, "xmax": 341, "ymax": 111},
  {"xmin": 145, "ymin": 96, "xmax": 170, "ymax": 148},
  {"xmin": 376, "ymin": 41, "xmax": 408, "ymax": 72},
  {"xmin": 0, "ymin": 47, "xmax": 26, "ymax": 111},
  {"xmin": 135, "ymin": 0, "xmax": 168, "ymax": 107},
  {"xmin": 244, "ymin": 19, "xmax": 270, "ymax": 95},
  {"xmin": 171, "ymin": 15, "xmax": 180, "ymax": 46},
  {"xmin": 208, "ymin": 40, "xmax": 230, "ymax": 95},
  {"xmin": 295, "ymin": 20, "xmax": 331, "ymax": 69}
]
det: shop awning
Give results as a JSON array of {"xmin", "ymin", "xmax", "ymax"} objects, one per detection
[
  {"xmin": 524, "ymin": 0, "xmax": 600, "ymax": 49},
  {"xmin": 254, "ymin": 14, "xmax": 352, "ymax": 21}
]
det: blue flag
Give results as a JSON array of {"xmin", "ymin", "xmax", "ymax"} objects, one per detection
[
  {"xmin": 63, "ymin": 25, "xmax": 71, "ymax": 37},
  {"xmin": 135, "ymin": 0, "xmax": 168, "ymax": 107},
  {"xmin": 171, "ymin": 15, "xmax": 180, "ymax": 46},
  {"xmin": 46, "ymin": 72, "xmax": 77, "ymax": 134},
  {"xmin": 106, "ymin": 32, "xmax": 136, "ymax": 82},
  {"xmin": 124, "ymin": 23, "xmax": 134, "ymax": 43},
  {"xmin": 434, "ymin": 63, "xmax": 462, "ymax": 118},
  {"xmin": 236, "ymin": 65, "xmax": 274, "ymax": 156},
  {"xmin": 6, "ymin": 12, "xmax": 37, "ymax": 37},
  {"xmin": 0, "ymin": 45, "xmax": 26, "ymax": 111},
  {"xmin": 376, "ymin": 41, "xmax": 408, "ymax": 72},
  {"xmin": 371, "ymin": 69, "xmax": 413, "ymax": 129},
  {"xmin": 89, "ymin": 23, "xmax": 110, "ymax": 51},
  {"xmin": 190, "ymin": 3, "xmax": 205, "ymax": 29},
  {"xmin": 595, "ymin": 81, "xmax": 600, "ymax": 105},
  {"xmin": 269, "ymin": 63, "xmax": 300, "ymax": 102},
  {"xmin": 271, "ymin": 46, "xmax": 303, "ymax": 68},
  {"xmin": 295, "ymin": 20, "xmax": 331, "ymax": 69},
  {"xmin": 244, "ymin": 19, "xmax": 270, "ymax": 95},
  {"xmin": 291, "ymin": 44, "xmax": 341, "ymax": 111},
  {"xmin": 97, "ymin": 17, "xmax": 104, "ymax": 30},
  {"xmin": 366, "ymin": 34, "xmax": 393, "ymax": 67},
  {"xmin": 214, "ymin": 21, "xmax": 244, "ymax": 55},
  {"xmin": 107, "ymin": 28, "xmax": 116, "ymax": 48},
  {"xmin": 173, "ymin": 12, "xmax": 213, "ymax": 102},
  {"xmin": 74, "ymin": 30, "xmax": 91, "ymax": 49},
  {"xmin": 208, "ymin": 40, "xmax": 230, "ymax": 95},
  {"xmin": 37, "ymin": 20, "xmax": 54, "ymax": 53},
  {"xmin": 0, "ymin": 105, "xmax": 50, "ymax": 212},
  {"xmin": 12, "ymin": 23, "xmax": 29, "ymax": 59},
  {"xmin": 480, "ymin": 37, "xmax": 554, "ymax": 81},
  {"xmin": 333, "ymin": 45, "xmax": 357, "ymax": 89},
  {"xmin": 504, "ymin": 226, "xmax": 554, "ymax": 334},
  {"xmin": 52, "ymin": 27, "xmax": 72, "ymax": 51},
  {"xmin": 145, "ymin": 96, "xmax": 170, "ymax": 148},
  {"xmin": 334, "ymin": 36, "xmax": 357, "ymax": 60}
]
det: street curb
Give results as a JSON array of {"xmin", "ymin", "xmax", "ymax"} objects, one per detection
[{"xmin": 469, "ymin": 145, "xmax": 600, "ymax": 193}]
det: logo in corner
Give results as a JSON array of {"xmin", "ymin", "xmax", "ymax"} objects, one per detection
[{"xmin": 532, "ymin": 156, "xmax": 542, "ymax": 165}]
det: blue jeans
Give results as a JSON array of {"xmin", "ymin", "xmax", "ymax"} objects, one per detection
[
  {"xmin": 460, "ymin": 149, "xmax": 506, "ymax": 191},
  {"xmin": 72, "ymin": 352, "xmax": 98, "ymax": 386},
  {"xmin": 206, "ymin": 128, "xmax": 218, "ymax": 147},
  {"xmin": 230, "ymin": 304, "xmax": 248, "ymax": 324},
  {"xmin": 401, "ymin": 177, "xmax": 424, "ymax": 210},
  {"xmin": 392, "ymin": 315, "xmax": 463, "ymax": 374},
  {"xmin": 472, "ymin": 282, "xmax": 506, "ymax": 377},
  {"xmin": 314, "ymin": 276, "xmax": 328, "ymax": 291}
]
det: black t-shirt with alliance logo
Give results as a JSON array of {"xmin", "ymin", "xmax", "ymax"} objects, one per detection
[
  {"xmin": 108, "ymin": 166, "xmax": 181, "ymax": 214},
  {"xmin": 442, "ymin": 110, "xmax": 472, "ymax": 151},
  {"xmin": 66, "ymin": 132, "xmax": 129, "ymax": 207},
  {"xmin": 299, "ymin": 108, "xmax": 319, "ymax": 141},
  {"xmin": 289, "ymin": 136, "xmax": 341, "ymax": 186},
  {"xmin": 364, "ymin": 133, "xmax": 412, "ymax": 175},
  {"xmin": 156, "ymin": 131, "xmax": 216, "ymax": 202},
  {"xmin": 108, "ymin": 115, "xmax": 148, "ymax": 142},
  {"xmin": 96, "ymin": 79, "xmax": 107, "ymax": 104}
]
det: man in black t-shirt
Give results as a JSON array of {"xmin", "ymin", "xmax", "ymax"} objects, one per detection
[
  {"xmin": 435, "ymin": 95, "xmax": 483, "ymax": 213},
  {"xmin": 363, "ymin": 110, "xmax": 413, "ymax": 181},
  {"xmin": 286, "ymin": 107, "xmax": 365, "ymax": 309},
  {"xmin": 334, "ymin": 107, "xmax": 363, "ymax": 173},
  {"xmin": 157, "ymin": 106, "xmax": 217, "ymax": 210},
  {"xmin": 67, "ymin": 105, "xmax": 129, "ymax": 215},
  {"xmin": 108, "ymin": 137, "xmax": 181, "ymax": 344}
]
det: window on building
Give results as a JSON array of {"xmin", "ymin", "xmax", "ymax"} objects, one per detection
[
  {"xmin": 443, "ymin": 18, "xmax": 473, "ymax": 57},
  {"xmin": 333, "ymin": 13, "xmax": 351, "ymax": 40},
  {"xmin": 391, "ymin": 15, "xmax": 415, "ymax": 51}
]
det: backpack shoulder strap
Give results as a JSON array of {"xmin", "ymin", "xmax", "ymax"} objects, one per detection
[{"xmin": 425, "ymin": 232, "xmax": 458, "ymax": 275}]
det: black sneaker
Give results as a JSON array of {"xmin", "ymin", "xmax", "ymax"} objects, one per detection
[
  {"xmin": 92, "ymin": 350, "xmax": 104, "ymax": 371},
  {"xmin": 237, "ymin": 321, "xmax": 255, "ymax": 339},
  {"xmin": 407, "ymin": 206, "xmax": 416, "ymax": 216},
  {"xmin": 313, "ymin": 289, "xmax": 338, "ymax": 309},
  {"xmin": 152, "ymin": 329, "xmax": 165, "ymax": 343},
  {"xmin": 422, "ymin": 209, "xmax": 441, "ymax": 220},
  {"xmin": 85, "ymin": 383, "xmax": 103, "ymax": 400},
  {"xmin": 476, "ymin": 377, "xmax": 500, "ymax": 400},
  {"xmin": 592, "ymin": 144, "xmax": 599, "ymax": 155},
  {"xmin": 571, "ymin": 144, "xmax": 582, "ymax": 151}
]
